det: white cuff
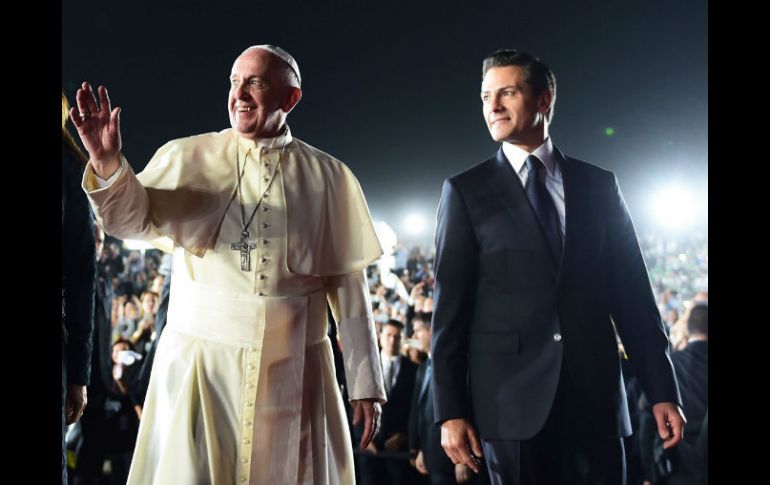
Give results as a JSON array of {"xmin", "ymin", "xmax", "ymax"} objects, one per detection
[{"xmin": 93, "ymin": 161, "xmax": 124, "ymax": 188}]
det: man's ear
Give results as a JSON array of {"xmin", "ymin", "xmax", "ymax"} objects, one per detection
[
  {"xmin": 538, "ymin": 89, "xmax": 553, "ymax": 115},
  {"xmin": 283, "ymin": 87, "xmax": 303, "ymax": 113}
]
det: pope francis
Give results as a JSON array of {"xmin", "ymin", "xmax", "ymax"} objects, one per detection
[{"xmin": 70, "ymin": 44, "xmax": 387, "ymax": 485}]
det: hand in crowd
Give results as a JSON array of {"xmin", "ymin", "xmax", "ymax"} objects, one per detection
[
  {"xmin": 138, "ymin": 316, "xmax": 155, "ymax": 332},
  {"xmin": 455, "ymin": 463, "xmax": 473, "ymax": 484},
  {"xmin": 65, "ymin": 384, "xmax": 88, "ymax": 425},
  {"xmin": 414, "ymin": 450, "xmax": 428, "ymax": 475},
  {"xmin": 409, "ymin": 281, "xmax": 426, "ymax": 308},
  {"xmin": 383, "ymin": 431, "xmax": 406, "ymax": 452}
]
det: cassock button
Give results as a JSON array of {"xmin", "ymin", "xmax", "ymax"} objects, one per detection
[{"xmin": 553, "ymin": 333, "xmax": 562, "ymax": 342}]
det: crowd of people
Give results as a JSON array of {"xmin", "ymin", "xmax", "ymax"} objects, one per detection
[{"xmin": 65, "ymin": 226, "xmax": 707, "ymax": 485}]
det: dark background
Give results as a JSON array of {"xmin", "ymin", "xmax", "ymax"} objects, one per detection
[{"xmin": 62, "ymin": 0, "xmax": 707, "ymax": 240}]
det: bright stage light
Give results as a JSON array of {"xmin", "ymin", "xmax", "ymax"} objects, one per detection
[
  {"xmin": 649, "ymin": 185, "xmax": 701, "ymax": 230},
  {"xmin": 404, "ymin": 213, "xmax": 426, "ymax": 235}
]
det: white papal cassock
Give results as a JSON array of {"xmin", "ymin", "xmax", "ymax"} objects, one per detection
[{"xmin": 83, "ymin": 127, "xmax": 386, "ymax": 484}]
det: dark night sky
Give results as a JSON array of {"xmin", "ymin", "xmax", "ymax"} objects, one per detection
[{"xmin": 62, "ymin": 0, "xmax": 707, "ymax": 243}]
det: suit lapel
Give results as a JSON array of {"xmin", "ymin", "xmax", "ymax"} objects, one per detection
[
  {"xmin": 554, "ymin": 147, "xmax": 582, "ymax": 288},
  {"xmin": 483, "ymin": 148, "xmax": 559, "ymax": 270},
  {"xmin": 554, "ymin": 147, "xmax": 569, "ymax": 285}
]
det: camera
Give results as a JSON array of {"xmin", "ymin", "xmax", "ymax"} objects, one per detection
[{"xmin": 115, "ymin": 349, "xmax": 143, "ymax": 366}]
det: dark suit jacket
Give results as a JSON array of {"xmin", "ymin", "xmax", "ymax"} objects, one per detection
[
  {"xmin": 132, "ymin": 272, "xmax": 172, "ymax": 406},
  {"xmin": 410, "ymin": 358, "xmax": 454, "ymax": 476},
  {"xmin": 62, "ymin": 141, "xmax": 95, "ymax": 387},
  {"xmin": 671, "ymin": 340, "xmax": 707, "ymax": 435},
  {"xmin": 90, "ymin": 275, "xmax": 115, "ymax": 396},
  {"xmin": 670, "ymin": 340, "xmax": 708, "ymax": 483},
  {"xmin": 375, "ymin": 354, "xmax": 418, "ymax": 449},
  {"xmin": 431, "ymin": 146, "xmax": 681, "ymax": 440}
]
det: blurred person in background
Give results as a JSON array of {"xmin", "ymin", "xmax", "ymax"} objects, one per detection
[
  {"xmin": 73, "ymin": 226, "xmax": 117, "ymax": 485},
  {"xmin": 105, "ymin": 339, "xmax": 143, "ymax": 484},
  {"xmin": 410, "ymin": 315, "xmax": 485, "ymax": 485},
  {"xmin": 62, "ymin": 90, "xmax": 96, "ymax": 485},
  {"xmin": 358, "ymin": 319, "xmax": 418, "ymax": 484}
]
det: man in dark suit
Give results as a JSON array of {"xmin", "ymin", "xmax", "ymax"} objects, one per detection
[
  {"xmin": 431, "ymin": 49, "xmax": 686, "ymax": 485},
  {"xmin": 359, "ymin": 319, "xmax": 418, "ymax": 484},
  {"xmin": 411, "ymin": 314, "xmax": 488, "ymax": 485},
  {"xmin": 665, "ymin": 303, "xmax": 708, "ymax": 485},
  {"xmin": 72, "ymin": 226, "xmax": 115, "ymax": 485},
  {"xmin": 410, "ymin": 314, "xmax": 458, "ymax": 484}
]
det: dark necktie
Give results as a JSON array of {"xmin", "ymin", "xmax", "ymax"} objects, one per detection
[{"xmin": 524, "ymin": 155, "xmax": 563, "ymax": 263}]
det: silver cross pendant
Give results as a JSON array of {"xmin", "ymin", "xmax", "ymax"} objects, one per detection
[{"xmin": 231, "ymin": 230, "xmax": 257, "ymax": 271}]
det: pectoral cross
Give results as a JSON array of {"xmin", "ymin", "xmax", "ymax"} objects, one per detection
[{"xmin": 231, "ymin": 231, "xmax": 256, "ymax": 271}]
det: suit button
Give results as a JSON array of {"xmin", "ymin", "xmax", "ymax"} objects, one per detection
[{"xmin": 553, "ymin": 333, "xmax": 562, "ymax": 342}]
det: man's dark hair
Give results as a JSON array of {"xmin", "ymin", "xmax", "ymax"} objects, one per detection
[
  {"xmin": 412, "ymin": 312, "xmax": 432, "ymax": 330},
  {"xmin": 482, "ymin": 49, "xmax": 557, "ymax": 122},
  {"xmin": 687, "ymin": 303, "xmax": 708, "ymax": 336},
  {"xmin": 383, "ymin": 319, "xmax": 404, "ymax": 331}
]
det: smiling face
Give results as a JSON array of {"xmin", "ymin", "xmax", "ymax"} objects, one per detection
[
  {"xmin": 481, "ymin": 65, "xmax": 552, "ymax": 149},
  {"xmin": 228, "ymin": 48, "xmax": 300, "ymax": 139}
]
